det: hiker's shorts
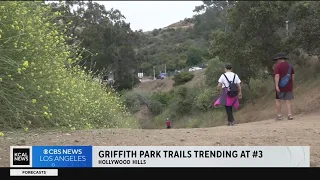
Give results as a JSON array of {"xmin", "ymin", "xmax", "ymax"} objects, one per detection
[{"xmin": 276, "ymin": 91, "xmax": 294, "ymax": 100}]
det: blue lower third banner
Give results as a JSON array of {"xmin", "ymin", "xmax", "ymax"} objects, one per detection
[
  {"xmin": 32, "ymin": 146, "xmax": 92, "ymax": 167},
  {"xmin": 10, "ymin": 146, "xmax": 309, "ymax": 167}
]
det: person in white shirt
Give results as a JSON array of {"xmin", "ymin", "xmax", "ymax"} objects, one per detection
[{"xmin": 216, "ymin": 63, "xmax": 242, "ymax": 126}]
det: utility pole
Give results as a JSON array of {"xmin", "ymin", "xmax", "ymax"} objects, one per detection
[
  {"xmin": 164, "ymin": 64, "xmax": 166, "ymax": 74},
  {"xmin": 286, "ymin": 20, "xmax": 289, "ymax": 37},
  {"xmin": 153, "ymin": 66, "xmax": 156, "ymax": 80}
]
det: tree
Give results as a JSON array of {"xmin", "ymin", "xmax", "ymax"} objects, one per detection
[
  {"xmin": 50, "ymin": 1, "xmax": 139, "ymax": 90},
  {"xmin": 287, "ymin": 1, "xmax": 320, "ymax": 56},
  {"xmin": 186, "ymin": 47, "xmax": 203, "ymax": 66},
  {"xmin": 210, "ymin": 1, "xmax": 293, "ymax": 84},
  {"xmin": 192, "ymin": 0, "xmax": 235, "ymax": 39}
]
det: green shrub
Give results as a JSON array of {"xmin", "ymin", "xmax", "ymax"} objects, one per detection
[
  {"xmin": 194, "ymin": 88, "xmax": 217, "ymax": 112},
  {"xmin": 205, "ymin": 57, "xmax": 224, "ymax": 86},
  {"xmin": 249, "ymin": 78, "xmax": 269, "ymax": 99},
  {"xmin": 0, "ymin": 2, "xmax": 139, "ymax": 130},
  {"xmin": 122, "ymin": 92, "xmax": 143, "ymax": 113},
  {"xmin": 150, "ymin": 91, "xmax": 173, "ymax": 107},
  {"xmin": 173, "ymin": 71, "xmax": 194, "ymax": 86},
  {"xmin": 153, "ymin": 108, "xmax": 171, "ymax": 128},
  {"xmin": 147, "ymin": 100, "xmax": 163, "ymax": 115},
  {"xmin": 187, "ymin": 118, "xmax": 202, "ymax": 128},
  {"xmin": 121, "ymin": 90, "xmax": 151, "ymax": 113},
  {"xmin": 168, "ymin": 86, "xmax": 196, "ymax": 115}
]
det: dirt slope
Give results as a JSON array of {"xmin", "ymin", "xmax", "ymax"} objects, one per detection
[
  {"xmin": 1, "ymin": 113, "xmax": 319, "ymax": 167},
  {"xmin": 135, "ymin": 69, "xmax": 206, "ymax": 93},
  {"xmin": 135, "ymin": 78, "xmax": 174, "ymax": 93}
]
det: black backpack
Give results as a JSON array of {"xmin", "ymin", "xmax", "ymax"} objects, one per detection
[{"xmin": 223, "ymin": 73, "xmax": 238, "ymax": 97}]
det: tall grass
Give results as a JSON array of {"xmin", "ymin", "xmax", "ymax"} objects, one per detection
[{"xmin": 0, "ymin": 2, "xmax": 139, "ymax": 131}]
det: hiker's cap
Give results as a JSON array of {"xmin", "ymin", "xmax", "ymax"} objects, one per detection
[
  {"xmin": 273, "ymin": 52, "xmax": 288, "ymax": 61},
  {"xmin": 224, "ymin": 63, "xmax": 232, "ymax": 69}
]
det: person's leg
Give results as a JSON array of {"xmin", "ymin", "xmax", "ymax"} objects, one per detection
[
  {"xmin": 284, "ymin": 92, "xmax": 294, "ymax": 120},
  {"xmin": 275, "ymin": 92, "xmax": 284, "ymax": 120},
  {"xmin": 224, "ymin": 106, "xmax": 234, "ymax": 125},
  {"xmin": 276, "ymin": 99, "xmax": 282, "ymax": 114}
]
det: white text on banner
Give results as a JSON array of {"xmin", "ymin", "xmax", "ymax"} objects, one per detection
[{"xmin": 92, "ymin": 146, "xmax": 310, "ymax": 167}]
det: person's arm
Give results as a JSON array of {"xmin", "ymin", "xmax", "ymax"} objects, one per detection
[
  {"xmin": 236, "ymin": 75, "xmax": 242, "ymax": 99},
  {"xmin": 292, "ymin": 67, "xmax": 295, "ymax": 82},
  {"xmin": 274, "ymin": 65, "xmax": 280, "ymax": 92},
  {"xmin": 217, "ymin": 75, "xmax": 223, "ymax": 90},
  {"xmin": 275, "ymin": 74, "xmax": 280, "ymax": 85},
  {"xmin": 292, "ymin": 74, "xmax": 295, "ymax": 82},
  {"xmin": 237, "ymin": 83, "xmax": 242, "ymax": 94},
  {"xmin": 217, "ymin": 83, "xmax": 222, "ymax": 91}
]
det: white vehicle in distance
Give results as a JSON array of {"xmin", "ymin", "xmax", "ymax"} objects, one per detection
[{"xmin": 188, "ymin": 67, "xmax": 202, "ymax": 72}]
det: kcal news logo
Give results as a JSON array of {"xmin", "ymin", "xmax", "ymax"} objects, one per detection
[
  {"xmin": 10, "ymin": 146, "xmax": 33, "ymax": 167},
  {"xmin": 13, "ymin": 148, "xmax": 30, "ymax": 165}
]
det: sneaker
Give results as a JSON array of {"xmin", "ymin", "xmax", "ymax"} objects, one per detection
[
  {"xmin": 230, "ymin": 121, "xmax": 235, "ymax": 126},
  {"xmin": 287, "ymin": 115, "xmax": 293, "ymax": 120},
  {"xmin": 276, "ymin": 114, "xmax": 284, "ymax": 120}
]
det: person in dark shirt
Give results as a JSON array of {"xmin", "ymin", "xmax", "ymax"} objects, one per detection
[{"xmin": 273, "ymin": 53, "xmax": 295, "ymax": 120}]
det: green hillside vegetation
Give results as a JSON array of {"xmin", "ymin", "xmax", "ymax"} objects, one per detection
[
  {"xmin": 134, "ymin": 25, "xmax": 209, "ymax": 76},
  {"xmin": 124, "ymin": 1, "xmax": 320, "ymax": 128},
  {"xmin": 0, "ymin": 1, "xmax": 138, "ymax": 131},
  {"xmin": 1, "ymin": 1, "xmax": 320, "ymax": 132}
]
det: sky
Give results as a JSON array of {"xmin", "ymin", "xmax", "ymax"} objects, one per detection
[{"xmin": 96, "ymin": 1, "xmax": 203, "ymax": 32}]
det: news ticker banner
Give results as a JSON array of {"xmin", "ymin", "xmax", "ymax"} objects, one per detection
[{"xmin": 10, "ymin": 146, "xmax": 310, "ymax": 168}]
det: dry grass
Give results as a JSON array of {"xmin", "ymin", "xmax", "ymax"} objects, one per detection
[
  {"xmin": 133, "ymin": 105, "xmax": 156, "ymax": 129},
  {"xmin": 134, "ymin": 67, "xmax": 320, "ymax": 128},
  {"xmin": 184, "ymin": 69, "xmax": 206, "ymax": 88},
  {"xmin": 135, "ymin": 78, "xmax": 174, "ymax": 93},
  {"xmin": 135, "ymin": 69, "xmax": 206, "ymax": 93},
  {"xmin": 236, "ymin": 75, "xmax": 320, "ymax": 123}
]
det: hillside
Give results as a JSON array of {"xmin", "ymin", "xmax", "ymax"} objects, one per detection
[
  {"xmin": 134, "ymin": 69, "xmax": 205, "ymax": 93},
  {"xmin": 165, "ymin": 18, "xmax": 195, "ymax": 30},
  {"xmin": 134, "ymin": 17, "xmax": 208, "ymax": 77},
  {"xmin": 133, "ymin": 65, "xmax": 320, "ymax": 122}
]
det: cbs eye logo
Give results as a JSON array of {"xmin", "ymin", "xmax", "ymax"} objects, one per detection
[{"xmin": 43, "ymin": 149, "xmax": 49, "ymax": 154}]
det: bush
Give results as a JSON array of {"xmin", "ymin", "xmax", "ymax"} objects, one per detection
[
  {"xmin": 121, "ymin": 90, "xmax": 165, "ymax": 116},
  {"xmin": 0, "ymin": 2, "xmax": 139, "ymax": 130},
  {"xmin": 173, "ymin": 71, "xmax": 194, "ymax": 86},
  {"xmin": 187, "ymin": 118, "xmax": 202, "ymax": 128},
  {"xmin": 150, "ymin": 91, "xmax": 174, "ymax": 107},
  {"xmin": 168, "ymin": 86, "xmax": 196, "ymax": 115},
  {"xmin": 205, "ymin": 57, "xmax": 224, "ymax": 87},
  {"xmin": 121, "ymin": 91, "xmax": 146, "ymax": 113},
  {"xmin": 249, "ymin": 78, "xmax": 269, "ymax": 99},
  {"xmin": 147, "ymin": 100, "xmax": 163, "ymax": 115},
  {"xmin": 153, "ymin": 108, "xmax": 171, "ymax": 128},
  {"xmin": 194, "ymin": 88, "xmax": 218, "ymax": 112}
]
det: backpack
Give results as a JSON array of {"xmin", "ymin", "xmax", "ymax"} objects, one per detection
[
  {"xmin": 278, "ymin": 64, "xmax": 292, "ymax": 88},
  {"xmin": 223, "ymin": 73, "xmax": 238, "ymax": 97}
]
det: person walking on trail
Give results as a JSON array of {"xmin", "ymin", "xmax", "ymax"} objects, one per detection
[
  {"xmin": 165, "ymin": 118, "xmax": 171, "ymax": 129},
  {"xmin": 213, "ymin": 63, "xmax": 242, "ymax": 126},
  {"xmin": 273, "ymin": 52, "xmax": 295, "ymax": 120}
]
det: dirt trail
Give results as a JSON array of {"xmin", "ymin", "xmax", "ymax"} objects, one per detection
[{"xmin": 1, "ymin": 113, "xmax": 319, "ymax": 167}]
